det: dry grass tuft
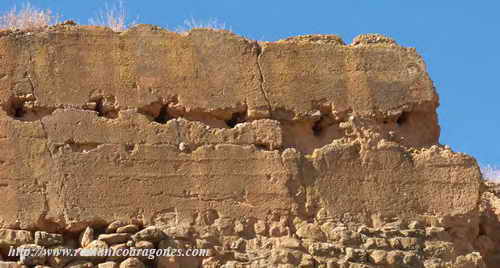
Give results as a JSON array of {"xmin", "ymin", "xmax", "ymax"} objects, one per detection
[
  {"xmin": 176, "ymin": 17, "xmax": 228, "ymax": 33},
  {"xmin": 0, "ymin": 2, "xmax": 59, "ymax": 30},
  {"xmin": 482, "ymin": 165, "xmax": 500, "ymax": 182},
  {"xmin": 88, "ymin": 0, "xmax": 136, "ymax": 32}
]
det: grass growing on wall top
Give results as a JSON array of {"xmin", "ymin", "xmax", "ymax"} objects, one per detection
[
  {"xmin": 482, "ymin": 165, "xmax": 500, "ymax": 182},
  {"xmin": 0, "ymin": 2, "xmax": 59, "ymax": 30},
  {"xmin": 88, "ymin": 0, "xmax": 137, "ymax": 32},
  {"xmin": 0, "ymin": 1, "xmax": 227, "ymax": 33}
]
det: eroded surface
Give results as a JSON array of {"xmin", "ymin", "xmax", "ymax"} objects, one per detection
[{"xmin": 0, "ymin": 24, "xmax": 487, "ymax": 267}]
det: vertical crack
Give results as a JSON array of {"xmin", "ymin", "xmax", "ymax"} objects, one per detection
[
  {"xmin": 35, "ymin": 178, "xmax": 50, "ymax": 224},
  {"xmin": 57, "ymin": 175, "xmax": 67, "ymax": 200},
  {"xmin": 255, "ymin": 42, "xmax": 273, "ymax": 117},
  {"xmin": 27, "ymin": 49, "xmax": 36, "ymax": 97},
  {"xmin": 39, "ymin": 113, "xmax": 67, "ymax": 226},
  {"xmin": 39, "ymin": 119, "xmax": 55, "ymax": 160},
  {"xmin": 173, "ymin": 119, "xmax": 182, "ymax": 148}
]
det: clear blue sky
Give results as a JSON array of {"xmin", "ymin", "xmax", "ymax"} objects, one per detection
[{"xmin": 3, "ymin": 1, "xmax": 499, "ymax": 167}]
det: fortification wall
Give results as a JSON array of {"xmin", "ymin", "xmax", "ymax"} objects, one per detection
[{"xmin": 0, "ymin": 24, "xmax": 488, "ymax": 267}]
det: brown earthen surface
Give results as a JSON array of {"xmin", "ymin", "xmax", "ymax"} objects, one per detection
[{"xmin": 0, "ymin": 24, "xmax": 493, "ymax": 267}]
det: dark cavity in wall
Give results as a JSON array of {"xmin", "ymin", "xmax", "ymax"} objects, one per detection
[
  {"xmin": 225, "ymin": 112, "xmax": 247, "ymax": 128},
  {"xmin": 92, "ymin": 96, "xmax": 119, "ymax": 119},
  {"xmin": 2, "ymin": 96, "xmax": 26, "ymax": 118},
  {"xmin": 2, "ymin": 95, "xmax": 54, "ymax": 121},
  {"xmin": 154, "ymin": 106, "xmax": 171, "ymax": 124},
  {"xmin": 12, "ymin": 101, "xmax": 25, "ymax": 118},
  {"xmin": 397, "ymin": 112, "xmax": 409, "ymax": 126},
  {"xmin": 312, "ymin": 118, "xmax": 323, "ymax": 137}
]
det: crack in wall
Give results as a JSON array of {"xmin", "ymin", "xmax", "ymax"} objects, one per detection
[
  {"xmin": 39, "ymin": 119, "xmax": 55, "ymax": 160},
  {"xmin": 34, "ymin": 177, "xmax": 51, "ymax": 229},
  {"xmin": 44, "ymin": 140, "xmax": 280, "ymax": 156},
  {"xmin": 255, "ymin": 43, "xmax": 273, "ymax": 118}
]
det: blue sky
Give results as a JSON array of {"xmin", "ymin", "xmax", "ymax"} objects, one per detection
[{"xmin": 2, "ymin": 1, "xmax": 499, "ymax": 166}]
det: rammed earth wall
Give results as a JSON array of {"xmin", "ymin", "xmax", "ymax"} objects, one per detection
[{"xmin": 0, "ymin": 23, "xmax": 491, "ymax": 267}]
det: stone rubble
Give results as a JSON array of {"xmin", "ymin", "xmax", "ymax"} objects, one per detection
[{"xmin": 0, "ymin": 208, "xmax": 495, "ymax": 267}]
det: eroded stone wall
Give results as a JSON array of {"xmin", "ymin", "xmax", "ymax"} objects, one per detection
[{"xmin": 0, "ymin": 23, "xmax": 487, "ymax": 267}]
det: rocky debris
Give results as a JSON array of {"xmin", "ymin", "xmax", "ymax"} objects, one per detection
[
  {"xmin": 0, "ymin": 214, "xmax": 479, "ymax": 267},
  {"xmin": 131, "ymin": 227, "xmax": 166, "ymax": 244},
  {"xmin": 83, "ymin": 240, "xmax": 109, "ymax": 263},
  {"xmin": 97, "ymin": 234, "xmax": 131, "ymax": 246},
  {"xmin": 105, "ymin": 222, "xmax": 126, "ymax": 235},
  {"xmin": 296, "ymin": 223, "xmax": 327, "ymax": 242},
  {"xmin": 46, "ymin": 246, "xmax": 74, "ymax": 268},
  {"xmin": 352, "ymin": 33, "xmax": 397, "ymax": 45},
  {"xmin": 115, "ymin": 226, "xmax": 139, "ymax": 235},
  {"xmin": 477, "ymin": 181, "xmax": 500, "ymax": 267},
  {"xmin": 369, "ymin": 250, "xmax": 386, "ymax": 264},
  {"xmin": 64, "ymin": 260, "xmax": 94, "ymax": 268},
  {"xmin": 158, "ymin": 226, "xmax": 191, "ymax": 240},
  {"xmin": 454, "ymin": 252, "xmax": 487, "ymax": 268},
  {"xmin": 0, "ymin": 262, "xmax": 28, "ymax": 268},
  {"xmin": 79, "ymin": 228, "xmax": 94, "ymax": 249},
  {"xmin": 107, "ymin": 244, "xmax": 128, "ymax": 262},
  {"xmin": 131, "ymin": 241, "xmax": 154, "ymax": 262},
  {"xmin": 118, "ymin": 258, "xmax": 144, "ymax": 268},
  {"xmin": 0, "ymin": 230, "xmax": 34, "ymax": 247},
  {"xmin": 34, "ymin": 232, "xmax": 63, "ymax": 247},
  {"xmin": 18, "ymin": 244, "xmax": 47, "ymax": 266},
  {"xmin": 277, "ymin": 237, "xmax": 301, "ymax": 249},
  {"xmin": 97, "ymin": 262, "xmax": 117, "ymax": 268}
]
